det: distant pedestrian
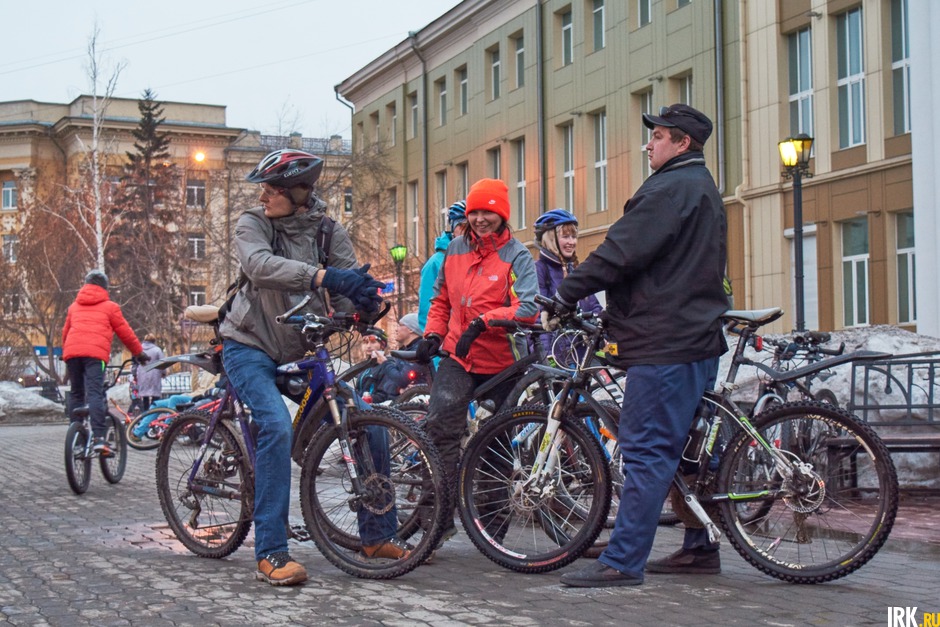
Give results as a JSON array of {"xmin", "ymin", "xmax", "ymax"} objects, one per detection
[
  {"xmin": 134, "ymin": 334, "xmax": 166, "ymax": 411},
  {"xmin": 418, "ymin": 200, "xmax": 467, "ymax": 332}
]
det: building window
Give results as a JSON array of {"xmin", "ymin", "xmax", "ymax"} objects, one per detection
[
  {"xmin": 1, "ymin": 181, "xmax": 17, "ymax": 211},
  {"xmin": 639, "ymin": 0, "xmax": 651, "ymax": 27},
  {"xmin": 3, "ymin": 234, "xmax": 18, "ymax": 263},
  {"xmin": 436, "ymin": 78, "xmax": 447, "ymax": 126},
  {"xmin": 185, "ymin": 180, "xmax": 206, "ymax": 209},
  {"xmin": 788, "ymin": 27, "xmax": 814, "ymax": 139},
  {"xmin": 640, "ymin": 91, "xmax": 653, "ymax": 179},
  {"xmin": 457, "ymin": 66, "xmax": 469, "ymax": 116},
  {"xmin": 561, "ymin": 11, "xmax": 574, "ymax": 66},
  {"xmin": 896, "ymin": 211, "xmax": 916, "ymax": 323},
  {"xmin": 489, "ymin": 47, "xmax": 501, "ymax": 100},
  {"xmin": 387, "ymin": 102, "xmax": 397, "ymax": 147},
  {"xmin": 458, "ymin": 163, "xmax": 470, "ymax": 198},
  {"xmin": 409, "ymin": 92, "xmax": 419, "ymax": 139},
  {"xmin": 841, "ymin": 217, "xmax": 869, "ymax": 327},
  {"xmin": 837, "ymin": 7, "xmax": 865, "ymax": 149},
  {"xmin": 891, "ymin": 0, "xmax": 911, "ymax": 135},
  {"xmin": 562, "ymin": 124, "xmax": 575, "ymax": 211},
  {"xmin": 344, "ymin": 187, "xmax": 353, "ymax": 215},
  {"xmin": 511, "ymin": 139, "xmax": 526, "ymax": 230},
  {"xmin": 678, "ymin": 75, "xmax": 693, "ymax": 105},
  {"xmin": 2, "ymin": 291, "xmax": 20, "ymax": 314},
  {"xmin": 387, "ymin": 187, "xmax": 399, "ymax": 244},
  {"xmin": 370, "ymin": 112, "xmax": 380, "ymax": 144},
  {"xmin": 187, "ymin": 234, "xmax": 206, "ymax": 260},
  {"xmin": 677, "ymin": 0, "xmax": 690, "ymax": 6},
  {"xmin": 514, "ymin": 34, "xmax": 525, "ymax": 88},
  {"xmin": 487, "ymin": 147, "xmax": 502, "ymax": 180},
  {"xmin": 408, "ymin": 181, "xmax": 419, "ymax": 254},
  {"xmin": 592, "ymin": 0, "xmax": 606, "ymax": 52},
  {"xmin": 435, "ymin": 171, "xmax": 448, "ymax": 216},
  {"xmin": 592, "ymin": 111, "xmax": 607, "ymax": 213},
  {"xmin": 189, "ymin": 286, "xmax": 206, "ymax": 307}
]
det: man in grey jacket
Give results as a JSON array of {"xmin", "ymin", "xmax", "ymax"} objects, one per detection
[{"xmin": 220, "ymin": 149, "xmax": 386, "ymax": 586}]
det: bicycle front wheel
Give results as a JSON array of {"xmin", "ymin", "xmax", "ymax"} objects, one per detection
[
  {"xmin": 126, "ymin": 407, "xmax": 176, "ymax": 450},
  {"xmin": 458, "ymin": 405, "xmax": 611, "ymax": 573},
  {"xmin": 65, "ymin": 421, "xmax": 92, "ymax": 494},
  {"xmin": 99, "ymin": 412, "xmax": 127, "ymax": 483},
  {"xmin": 299, "ymin": 406, "xmax": 448, "ymax": 579},
  {"xmin": 155, "ymin": 411, "xmax": 254, "ymax": 558},
  {"xmin": 717, "ymin": 401, "xmax": 899, "ymax": 583}
]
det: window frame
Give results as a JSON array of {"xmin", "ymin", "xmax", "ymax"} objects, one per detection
[
  {"xmin": 561, "ymin": 11, "xmax": 574, "ymax": 66},
  {"xmin": 592, "ymin": 111, "xmax": 607, "ymax": 213},
  {"xmin": 592, "ymin": 0, "xmax": 606, "ymax": 52},
  {"xmin": 1, "ymin": 181, "xmax": 17, "ymax": 211},
  {"xmin": 788, "ymin": 27, "xmax": 815, "ymax": 139},
  {"xmin": 837, "ymin": 7, "xmax": 866, "ymax": 149},
  {"xmin": 891, "ymin": 0, "xmax": 911, "ymax": 135},
  {"xmin": 562, "ymin": 124, "xmax": 575, "ymax": 211},
  {"xmin": 511, "ymin": 138, "xmax": 526, "ymax": 230}
]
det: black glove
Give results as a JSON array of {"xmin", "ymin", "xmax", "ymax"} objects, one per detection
[
  {"xmin": 134, "ymin": 352, "xmax": 151, "ymax": 365},
  {"xmin": 455, "ymin": 317, "xmax": 486, "ymax": 358},
  {"xmin": 549, "ymin": 293, "xmax": 576, "ymax": 316},
  {"xmin": 414, "ymin": 334, "xmax": 442, "ymax": 364},
  {"xmin": 320, "ymin": 264, "xmax": 385, "ymax": 313}
]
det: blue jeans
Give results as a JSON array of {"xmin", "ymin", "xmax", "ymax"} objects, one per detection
[
  {"xmin": 66, "ymin": 357, "xmax": 107, "ymax": 437},
  {"xmin": 223, "ymin": 339, "xmax": 397, "ymax": 558},
  {"xmin": 599, "ymin": 357, "xmax": 720, "ymax": 578}
]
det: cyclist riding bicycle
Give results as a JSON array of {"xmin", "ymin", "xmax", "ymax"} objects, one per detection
[
  {"xmin": 63, "ymin": 270, "xmax": 150, "ymax": 456},
  {"xmin": 219, "ymin": 148, "xmax": 388, "ymax": 586}
]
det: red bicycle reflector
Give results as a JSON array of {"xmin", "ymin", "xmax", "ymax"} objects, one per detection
[{"xmin": 407, "ymin": 370, "xmax": 418, "ymax": 381}]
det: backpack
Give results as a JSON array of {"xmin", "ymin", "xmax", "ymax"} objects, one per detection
[{"xmin": 217, "ymin": 215, "xmax": 336, "ymax": 322}]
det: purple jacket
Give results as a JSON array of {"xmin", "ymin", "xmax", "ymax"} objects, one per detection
[{"xmin": 536, "ymin": 249, "xmax": 603, "ymax": 360}]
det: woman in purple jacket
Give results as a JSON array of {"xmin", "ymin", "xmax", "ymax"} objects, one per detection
[{"xmin": 534, "ymin": 209, "xmax": 603, "ymax": 364}]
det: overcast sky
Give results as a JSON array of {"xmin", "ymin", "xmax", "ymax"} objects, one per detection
[{"xmin": 0, "ymin": 0, "xmax": 460, "ymax": 139}]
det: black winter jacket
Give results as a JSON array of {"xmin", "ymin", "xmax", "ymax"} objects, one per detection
[{"xmin": 556, "ymin": 151, "xmax": 728, "ymax": 366}]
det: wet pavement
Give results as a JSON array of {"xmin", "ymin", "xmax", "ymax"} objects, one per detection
[{"xmin": 1, "ymin": 423, "xmax": 938, "ymax": 626}]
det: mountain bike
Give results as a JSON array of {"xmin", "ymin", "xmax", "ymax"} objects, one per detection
[
  {"xmin": 453, "ymin": 308, "xmax": 619, "ymax": 574},
  {"xmin": 604, "ymin": 304, "xmax": 899, "ymax": 583},
  {"xmin": 154, "ymin": 298, "xmax": 448, "ymax": 579},
  {"xmin": 64, "ymin": 358, "xmax": 132, "ymax": 494}
]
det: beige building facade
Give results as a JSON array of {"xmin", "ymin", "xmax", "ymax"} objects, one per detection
[
  {"xmin": 338, "ymin": 0, "xmax": 926, "ymax": 335},
  {"xmin": 0, "ymin": 96, "xmax": 351, "ymax": 351}
]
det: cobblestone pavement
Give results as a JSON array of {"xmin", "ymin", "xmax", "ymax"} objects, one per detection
[{"xmin": 1, "ymin": 424, "xmax": 937, "ymax": 626}]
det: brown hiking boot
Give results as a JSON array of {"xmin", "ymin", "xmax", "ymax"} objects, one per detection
[
  {"xmin": 360, "ymin": 537, "xmax": 413, "ymax": 560},
  {"xmin": 256, "ymin": 552, "xmax": 308, "ymax": 586}
]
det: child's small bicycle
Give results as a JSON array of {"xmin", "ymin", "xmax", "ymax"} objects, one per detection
[{"xmin": 64, "ymin": 358, "xmax": 132, "ymax": 494}]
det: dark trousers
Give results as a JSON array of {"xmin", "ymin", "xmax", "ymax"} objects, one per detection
[
  {"xmin": 66, "ymin": 357, "xmax": 107, "ymax": 437},
  {"xmin": 599, "ymin": 357, "xmax": 720, "ymax": 578}
]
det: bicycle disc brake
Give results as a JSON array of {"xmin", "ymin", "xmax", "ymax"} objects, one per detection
[{"xmin": 360, "ymin": 473, "xmax": 396, "ymax": 515}]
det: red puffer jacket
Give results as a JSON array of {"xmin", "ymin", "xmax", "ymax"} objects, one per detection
[
  {"xmin": 62, "ymin": 284, "xmax": 143, "ymax": 362},
  {"xmin": 425, "ymin": 228, "xmax": 538, "ymax": 374}
]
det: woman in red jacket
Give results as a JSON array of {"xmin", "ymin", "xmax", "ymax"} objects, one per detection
[
  {"xmin": 62, "ymin": 270, "xmax": 148, "ymax": 456},
  {"xmin": 415, "ymin": 178, "xmax": 539, "ymax": 543}
]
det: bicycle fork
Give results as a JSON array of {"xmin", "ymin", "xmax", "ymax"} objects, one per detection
[{"xmin": 511, "ymin": 400, "xmax": 567, "ymax": 499}]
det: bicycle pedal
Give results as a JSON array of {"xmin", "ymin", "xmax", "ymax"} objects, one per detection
[{"xmin": 288, "ymin": 524, "xmax": 311, "ymax": 542}]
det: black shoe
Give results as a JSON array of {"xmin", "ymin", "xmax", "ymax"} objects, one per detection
[
  {"xmin": 646, "ymin": 547, "xmax": 720, "ymax": 574},
  {"xmin": 560, "ymin": 560, "xmax": 643, "ymax": 588}
]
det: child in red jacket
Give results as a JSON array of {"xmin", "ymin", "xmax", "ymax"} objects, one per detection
[{"xmin": 62, "ymin": 270, "xmax": 148, "ymax": 455}]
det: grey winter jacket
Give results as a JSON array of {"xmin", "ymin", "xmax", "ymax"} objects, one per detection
[
  {"xmin": 134, "ymin": 340, "xmax": 165, "ymax": 397},
  {"xmin": 219, "ymin": 201, "xmax": 358, "ymax": 364}
]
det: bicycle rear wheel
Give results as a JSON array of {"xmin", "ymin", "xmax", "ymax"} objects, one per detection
[
  {"xmin": 156, "ymin": 411, "xmax": 253, "ymax": 558},
  {"xmin": 126, "ymin": 407, "xmax": 176, "ymax": 450},
  {"xmin": 458, "ymin": 405, "xmax": 611, "ymax": 573},
  {"xmin": 65, "ymin": 421, "xmax": 92, "ymax": 494},
  {"xmin": 717, "ymin": 401, "xmax": 898, "ymax": 583},
  {"xmin": 99, "ymin": 412, "xmax": 127, "ymax": 483},
  {"xmin": 299, "ymin": 406, "xmax": 448, "ymax": 579}
]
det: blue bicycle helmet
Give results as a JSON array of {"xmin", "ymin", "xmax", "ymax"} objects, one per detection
[
  {"xmin": 447, "ymin": 200, "xmax": 467, "ymax": 230},
  {"xmin": 534, "ymin": 209, "xmax": 578, "ymax": 240}
]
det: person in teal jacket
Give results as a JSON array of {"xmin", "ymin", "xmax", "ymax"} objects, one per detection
[{"xmin": 417, "ymin": 200, "xmax": 467, "ymax": 332}]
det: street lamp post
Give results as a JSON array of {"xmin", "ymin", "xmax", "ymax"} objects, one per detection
[
  {"xmin": 778, "ymin": 133, "xmax": 814, "ymax": 332},
  {"xmin": 389, "ymin": 243, "xmax": 408, "ymax": 316}
]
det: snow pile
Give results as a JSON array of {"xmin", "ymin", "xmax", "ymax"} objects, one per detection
[{"xmin": 0, "ymin": 381, "xmax": 66, "ymax": 424}]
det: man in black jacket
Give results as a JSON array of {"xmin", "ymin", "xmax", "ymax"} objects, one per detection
[{"xmin": 555, "ymin": 104, "xmax": 729, "ymax": 587}]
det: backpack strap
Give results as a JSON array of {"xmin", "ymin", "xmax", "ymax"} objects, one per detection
[{"xmin": 317, "ymin": 215, "xmax": 336, "ymax": 268}]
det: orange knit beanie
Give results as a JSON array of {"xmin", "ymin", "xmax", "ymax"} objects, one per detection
[{"xmin": 465, "ymin": 178, "xmax": 510, "ymax": 222}]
